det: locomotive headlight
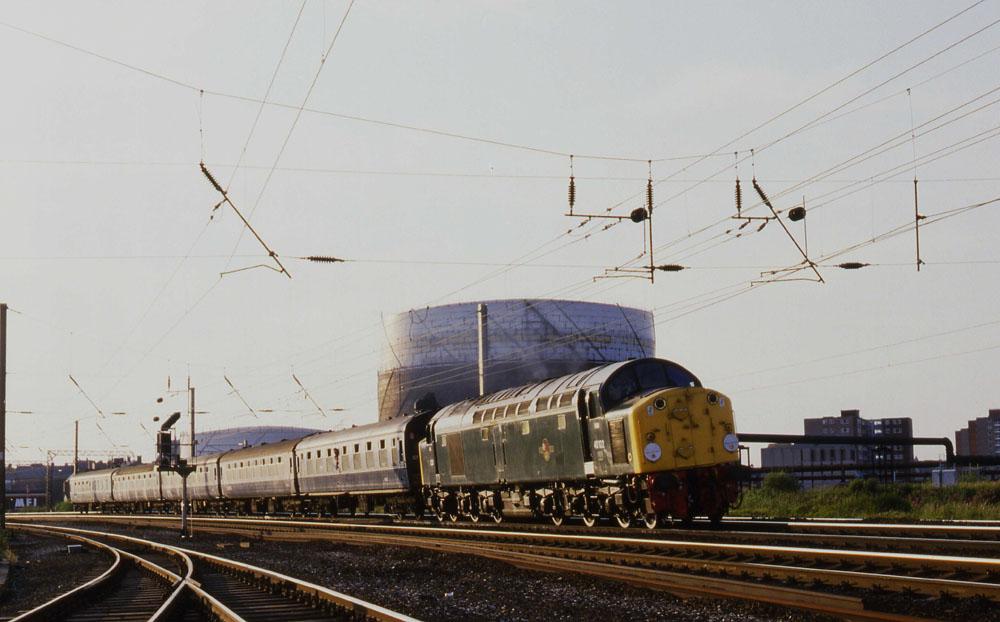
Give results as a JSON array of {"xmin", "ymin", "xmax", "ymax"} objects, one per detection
[
  {"xmin": 723, "ymin": 433, "xmax": 739, "ymax": 453},
  {"xmin": 643, "ymin": 442, "xmax": 662, "ymax": 462}
]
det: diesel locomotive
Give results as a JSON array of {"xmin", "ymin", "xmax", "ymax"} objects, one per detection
[{"xmin": 67, "ymin": 357, "xmax": 742, "ymax": 527}]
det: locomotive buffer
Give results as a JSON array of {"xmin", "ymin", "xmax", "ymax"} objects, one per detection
[{"xmin": 156, "ymin": 412, "xmax": 195, "ymax": 538}]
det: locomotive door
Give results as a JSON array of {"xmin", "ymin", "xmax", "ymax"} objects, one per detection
[{"xmin": 491, "ymin": 425, "xmax": 507, "ymax": 483}]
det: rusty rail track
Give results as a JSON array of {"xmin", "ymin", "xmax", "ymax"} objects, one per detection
[
  {"xmin": 9, "ymin": 523, "xmax": 418, "ymax": 622},
  {"xmin": 7, "ymin": 526, "xmax": 186, "ymax": 622},
  {"xmin": 18, "ymin": 513, "xmax": 1000, "ymax": 621}
]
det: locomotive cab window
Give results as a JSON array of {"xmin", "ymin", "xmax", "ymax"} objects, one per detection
[{"xmin": 601, "ymin": 360, "xmax": 701, "ymax": 410}]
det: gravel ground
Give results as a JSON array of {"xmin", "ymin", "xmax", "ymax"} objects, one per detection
[
  {"xmin": 92, "ymin": 524, "xmax": 832, "ymax": 622},
  {"xmin": 0, "ymin": 531, "xmax": 107, "ymax": 618},
  {"xmin": 38, "ymin": 520, "xmax": 1000, "ymax": 621}
]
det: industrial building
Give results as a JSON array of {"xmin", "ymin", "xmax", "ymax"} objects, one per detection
[
  {"xmin": 376, "ymin": 299, "xmax": 654, "ymax": 421},
  {"xmin": 761, "ymin": 410, "xmax": 915, "ymax": 487}
]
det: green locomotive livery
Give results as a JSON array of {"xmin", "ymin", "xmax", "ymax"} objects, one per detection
[{"xmin": 419, "ymin": 357, "xmax": 741, "ymax": 527}]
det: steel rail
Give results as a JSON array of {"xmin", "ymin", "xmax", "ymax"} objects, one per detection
[
  {"xmin": 7, "ymin": 526, "xmax": 183, "ymax": 622},
  {"xmin": 463, "ymin": 546, "xmax": 939, "ymax": 622},
  {"xmin": 21, "ymin": 514, "xmax": 1000, "ymax": 581},
  {"xmin": 10, "ymin": 522, "xmax": 420, "ymax": 622},
  {"xmin": 19, "ymin": 514, "xmax": 1000, "ymax": 614},
  {"xmin": 245, "ymin": 524, "xmax": 1000, "ymax": 599},
  {"xmin": 21, "ymin": 510, "xmax": 1000, "ymax": 539}
]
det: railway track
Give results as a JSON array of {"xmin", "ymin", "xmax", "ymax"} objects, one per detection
[
  {"xmin": 20, "ymin": 510, "xmax": 1000, "ymax": 556},
  {"xmin": 17, "ymin": 513, "xmax": 1000, "ymax": 621},
  {"xmin": 8, "ymin": 523, "xmax": 418, "ymax": 622},
  {"xmin": 5, "ymin": 528, "xmax": 186, "ymax": 622}
]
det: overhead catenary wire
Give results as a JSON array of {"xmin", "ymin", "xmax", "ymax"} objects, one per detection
[
  {"xmin": 7, "ymin": 6, "xmax": 1000, "ymax": 448},
  {"xmin": 0, "ymin": 19, "xmax": 735, "ymax": 174},
  {"xmin": 223, "ymin": 0, "xmax": 355, "ymax": 272},
  {"xmin": 641, "ymin": 8, "xmax": 1000, "ymax": 235},
  {"xmin": 223, "ymin": 1, "xmax": 307, "ymax": 192},
  {"xmin": 200, "ymin": 162, "xmax": 291, "ymax": 278}
]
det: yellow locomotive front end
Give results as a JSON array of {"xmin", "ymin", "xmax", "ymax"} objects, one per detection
[
  {"xmin": 626, "ymin": 387, "xmax": 740, "ymax": 475},
  {"xmin": 622, "ymin": 385, "xmax": 741, "ymax": 523}
]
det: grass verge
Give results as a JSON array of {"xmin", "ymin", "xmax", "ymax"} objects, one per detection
[{"xmin": 731, "ymin": 472, "xmax": 1000, "ymax": 520}]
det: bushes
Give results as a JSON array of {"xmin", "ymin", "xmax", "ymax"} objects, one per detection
[{"xmin": 762, "ymin": 471, "xmax": 801, "ymax": 494}]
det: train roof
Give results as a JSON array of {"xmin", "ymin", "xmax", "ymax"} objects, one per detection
[
  {"xmin": 67, "ymin": 468, "xmax": 116, "ymax": 481},
  {"xmin": 217, "ymin": 437, "xmax": 302, "ymax": 462},
  {"xmin": 114, "ymin": 463, "xmax": 157, "ymax": 476},
  {"xmin": 296, "ymin": 416, "xmax": 419, "ymax": 451},
  {"xmin": 430, "ymin": 357, "xmax": 700, "ymax": 432}
]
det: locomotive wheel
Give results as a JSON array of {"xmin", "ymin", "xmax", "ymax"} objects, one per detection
[
  {"xmin": 581, "ymin": 513, "xmax": 598, "ymax": 528},
  {"xmin": 614, "ymin": 513, "xmax": 632, "ymax": 528},
  {"xmin": 550, "ymin": 514, "xmax": 565, "ymax": 527},
  {"xmin": 491, "ymin": 511, "xmax": 504, "ymax": 524},
  {"xmin": 642, "ymin": 513, "xmax": 658, "ymax": 529},
  {"xmin": 447, "ymin": 511, "xmax": 460, "ymax": 523},
  {"xmin": 468, "ymin": 511, "xmax": 480, "ymax": 523}
]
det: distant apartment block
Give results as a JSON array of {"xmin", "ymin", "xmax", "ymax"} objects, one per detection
[{"xmin": 955, "ymin": 409, "xmax": 1000, "ymax": 456}]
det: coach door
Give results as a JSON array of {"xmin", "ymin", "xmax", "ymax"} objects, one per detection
[{"xmin": 491, "ymin": 425, "xmax": 507, "ymax": 483}]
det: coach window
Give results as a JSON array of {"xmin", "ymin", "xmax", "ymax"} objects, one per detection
[{"xmin": 379, "ymin": 439, "xmax": 386, "ymax": 449}]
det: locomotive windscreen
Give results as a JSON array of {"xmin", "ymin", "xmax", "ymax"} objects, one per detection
[{"xmin": 601, "ymin": 359, "xmax": 701, "ymax": 409}]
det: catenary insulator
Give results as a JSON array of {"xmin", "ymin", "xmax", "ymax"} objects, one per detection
[
  {"xmin": 735, "ymin": 179, "xmax": 742, "ymax": 215},
  {"xmin": 568, "ymin": 176, "xmax": 576, "ymax": 211},
  {"xmin": 646, "ymin": 179, "xmax": 653, "ymax": 212},
  {"xmin": 752, "ymin": 178, "xmax": 773, "ymax": 209}
]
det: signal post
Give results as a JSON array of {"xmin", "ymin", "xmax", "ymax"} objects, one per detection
[{"xmin": 156, "ymin": 412, "xmax": 195, "ymax": 538}]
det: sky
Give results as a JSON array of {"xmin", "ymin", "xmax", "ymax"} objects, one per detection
[{"xmin": 1, "ymin": 0, "xmax": 998, "ymax": 464}]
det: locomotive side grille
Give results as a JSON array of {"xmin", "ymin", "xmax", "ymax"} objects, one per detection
[
  {"xmin": 609, "ymin": 419, "xmax": 629, "ymax": 464},
  {"xmin": 448, "ymin": 433, "xmax": 466, "ymax": 476}
]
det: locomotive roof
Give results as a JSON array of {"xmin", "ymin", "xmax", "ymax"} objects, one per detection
[
  {"xmin": 429, "ymin": 357, "xmax": 699, "ymax": 431},
  {"xmin": 296, "ymin": 416, "xmax": 416, "ymax": 451}
]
